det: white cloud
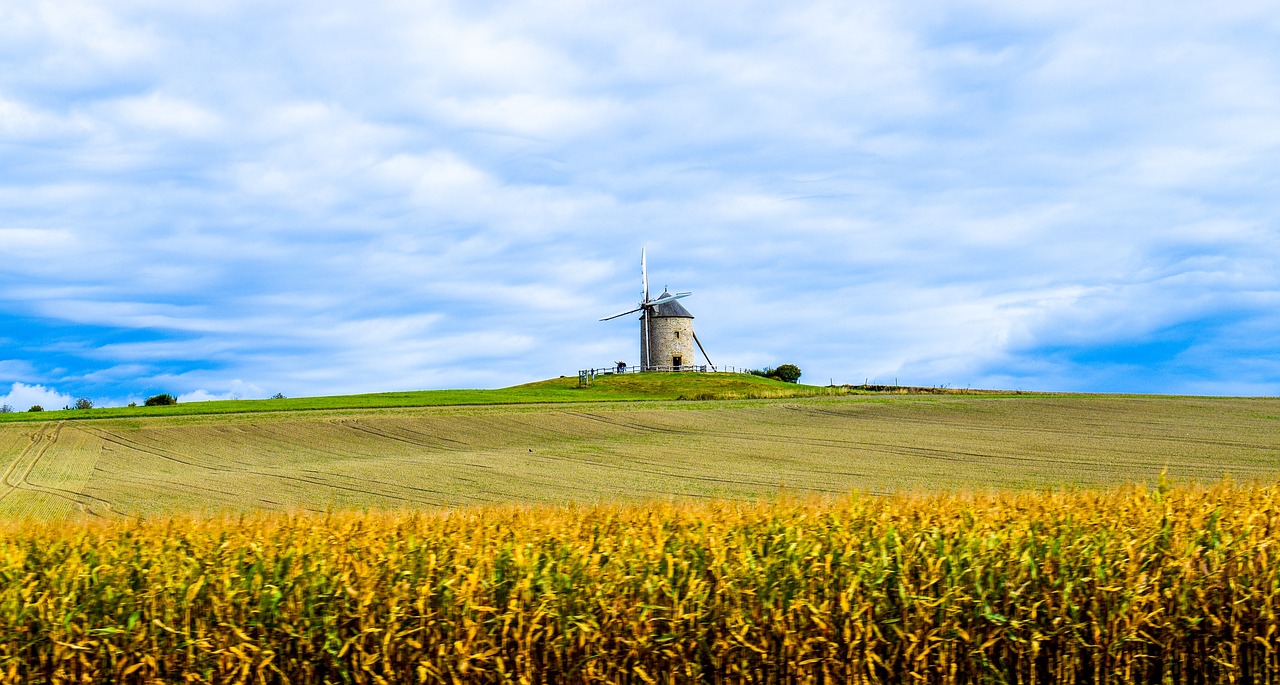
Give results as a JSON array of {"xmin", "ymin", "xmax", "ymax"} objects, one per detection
[
  {"xmin": 99, "ymin": 92, "xmax": 222, "ymax": 137},
  {"xmin": 0, "ymin": 383, "xmax": 71, "ymax": 412},
  {"xmin": 177, "ymin": 379, "xmax": 265, "ymax": 403},
  {"xmin": 0, "ymin": 99, "xmax": 86, "ymax": 140}
]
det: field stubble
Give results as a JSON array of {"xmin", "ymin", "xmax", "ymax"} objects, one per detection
[{"xmin": 0, "ymin": 395, "xmax": 1273, "ymax": 519}]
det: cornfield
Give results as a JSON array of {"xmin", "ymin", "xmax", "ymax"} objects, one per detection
[{"xmin": 1, "ymin": 482, "xmax": 1277, "ymax": 683}]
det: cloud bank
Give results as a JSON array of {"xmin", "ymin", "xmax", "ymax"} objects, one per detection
[
  {"xmin": 0, "ymin": 383, "xmax": 72, "ymax": 412},
  {"xmin": 1, "ymin": 0, "xmax": 1277, "ymax": 403}
]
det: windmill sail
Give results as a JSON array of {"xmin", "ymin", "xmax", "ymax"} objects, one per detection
[
  {"xmin": 649, "ymin": 291, "xmax": 690, "ymax": 306},
  {"xmin": 641, "ymin": 248, "xmax": 649, "ymax": 303},
  {"xmin": 600, "ymin": 306, "xmax": 643, "ymax": 321}
]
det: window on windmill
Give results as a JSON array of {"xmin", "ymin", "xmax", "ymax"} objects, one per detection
[{"xmin": 674, "ymin": 330, "xmax": 680, "ymax": 338}]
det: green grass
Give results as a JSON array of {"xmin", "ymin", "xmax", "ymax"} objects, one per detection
[{"xmin": 0, "ymin": 372, "xmax": 831, "ymax": 424}]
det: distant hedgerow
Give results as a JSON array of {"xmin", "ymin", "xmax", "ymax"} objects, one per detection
[{"xmin": 144, "ymin": 393, "xmax": 178, "ymax": 407}]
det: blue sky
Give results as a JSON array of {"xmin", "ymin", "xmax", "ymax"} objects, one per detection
[{"xmin": 2, "ymin": 0, "xmax": 1278, "ymax": 408}]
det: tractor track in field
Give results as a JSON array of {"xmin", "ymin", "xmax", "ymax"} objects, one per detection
[
  {"xmin": 525, "ymin": 447, "xmax": 849, "ymax": 493},
  {"xmin": 90, "ymin": 427, "xmax": 442, "ymax": 505},
  {"xmin": 606, "ymin": 415, "xmax": 1205, "ymax": 474},
  {"xmin": 0, "ymin": 423, "xmax": 50, "ymax": 504},
  {"xmin": 242, "ymin": 469, "xmax": 421, "ymax": 504},
  {"xmin": 92, "ymin": 468, "xmax": 303, "ymax": 511},
  {"xmin": 0, "ymin": 423, "xmax": 129, "ymax": 518},
  {"xmin": 385, "ymin": 422, "xmax": 471, "ymax": 447},
  {"xmin": 92, "ymin": 421, "xmax": 525, "ymax": 506},
  {"xmin": 478, "ymin": 467, "xmax": 680, "ymax": 500},
  {"xmin": 308, "ymin": 412, "xmax": 773, "ymax": 499},
  {"xmin": 339, "ymin": 422, "xmax": 465, "ymax": 452},
  {"xmin": 556, "ymin": 418, "xmax": 1188, "ymax": 491},
  {"xmin": 294, "ymin": 468, "xmax": 481, "ymax": 505},
  {"xmin": 778, "ymin": 407, "xmax": 1280, "ymax": 473},
  {"xmin": 338, "ymin": 420, "xmax": 472, "ymax": 451},
  {"xmin": 559, "ymin": 411, "xmax": 692, "ymax": 436},
  {"xmin": 569, "ymin": 412, "xmax": 982, "ymax": 462},
  {"xmin": 90, "ymin": 428, "xmax": 235, "ymax": 472},
  {"xmin": 780, "ymin": 405, "xmax": 1280, "ymax": 453}
]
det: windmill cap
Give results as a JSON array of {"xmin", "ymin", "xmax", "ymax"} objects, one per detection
[{"xmin": 651, "ymin": 298, "xmax": 693, "ymax": 318}]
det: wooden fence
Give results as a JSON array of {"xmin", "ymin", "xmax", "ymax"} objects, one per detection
[{"xmin": 578, "ymin": 365, "xmax": 748, "ymax": 387}]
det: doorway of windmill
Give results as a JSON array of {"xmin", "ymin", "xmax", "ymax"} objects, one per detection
[{"xmin": 673, "ymin": 355, "xmax": 683, "ymax": 370}]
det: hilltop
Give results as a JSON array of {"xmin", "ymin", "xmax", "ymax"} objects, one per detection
[{"xmin": 0, "ymin": 372, "xmax": 841, "ymax": 423}]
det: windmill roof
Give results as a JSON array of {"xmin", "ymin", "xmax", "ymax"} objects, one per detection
[{"xmin": 651, "ymin": 297, "xmax": 693, "ymax": 318}]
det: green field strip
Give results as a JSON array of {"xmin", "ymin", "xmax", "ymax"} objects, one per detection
[{"xmin": 0, "ymin": 373, "xmax": 840, "ymax": 424}]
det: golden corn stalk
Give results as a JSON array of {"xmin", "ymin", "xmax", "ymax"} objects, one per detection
[{"xmin": 0, "ymin": 482, "xmax": 1276, "ymax": 683}]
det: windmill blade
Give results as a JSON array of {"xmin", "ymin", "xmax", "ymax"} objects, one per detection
[
  {"xmin": 600, "ymin": 306, "xmax": 643, "ymax": 321},
  {"xmin": 650, "ymin": 291, "xmax": 691, "ymax": 303},
  {"xmin": 641, "ymin": 248, "xmax": 649, "ymax": 303}
]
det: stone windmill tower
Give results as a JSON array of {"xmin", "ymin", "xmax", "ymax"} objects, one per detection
[{"xmin": 600, "ymin": 249, "xmax": 714, "ymax": 371}]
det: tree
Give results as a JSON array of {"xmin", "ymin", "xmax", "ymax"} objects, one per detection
[
  {"xmin": 74, "ymin": 397, "xmax": 93, "ymax": 410},
  {"xmin": 27, "ymin": 405, "xmax": 43, "ymax": 413},
  {"xmin": 271, "ymin": 393, "xmax": 286, "ymax": 400},
  {"xmin": 0, "ymin": 404, "xmax": 11, "ymax": 413},
  {"xmin": 773, "ymin": 364, "xmax": 802, "ymax": 383},
  {"xmin": 747, "ymin": 365, "xmax": 802, "ymax": 383},
  {"xmin": 144, "ymin": 393, "xmax": 178, "ymax": 406}
]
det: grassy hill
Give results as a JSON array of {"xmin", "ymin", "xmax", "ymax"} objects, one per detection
[{"xmin": 0, "ymin": 372, "xmax": 832, "ymax": 424}]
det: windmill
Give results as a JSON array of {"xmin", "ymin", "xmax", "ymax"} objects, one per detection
[{"xmin": 600, "ymin": 249, "xmax": 714, "ymax": 371}]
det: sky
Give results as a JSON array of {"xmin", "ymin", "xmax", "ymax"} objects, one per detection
[{"xmin": 2, "ymin": 0, "xmax": 1279, "ymax": 408}]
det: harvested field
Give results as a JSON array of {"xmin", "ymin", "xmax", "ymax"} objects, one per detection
[{"xmin": 0, "ymin": 394, "xmax": 1275, "ymax": 519}]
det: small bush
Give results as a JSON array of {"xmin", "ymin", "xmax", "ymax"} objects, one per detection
[
  {"xmin": 144, "ymin": 394, "xmax": 178, "ymax": 407},
  {"xmin": 28, "ymin": 405, "xmax": 43, "ymax": 413},
  {"xmin": 773, "ymin": 364, "xmax": 802, "ymax": 383},
  {"xmin": 74, "ymin": 397, "xmax": 93, "ymax": 410},
  {"xmin": 271, "ymin": 393, "xmax": 286, "ymax": 400}
]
